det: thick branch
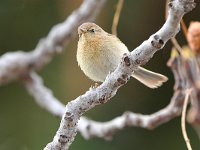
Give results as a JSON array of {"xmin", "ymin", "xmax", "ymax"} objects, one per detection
[
  {"xmin": 44, "ymin": 0, "xmax": 196, "ymax": 150},
  {"xmin": 0, "ymin": 0, "xmax": 106, "ymax": 85},
  {"xmin": 23, "ymin": 72, "xmax": 65, "ymax": 117},
  {"xmin": 23, "ymin": 55, "xmax": 185, "ymax": 141},
  {"xmin": 79, "ymin": 54, "xmax": 186, "ymax": 140}
]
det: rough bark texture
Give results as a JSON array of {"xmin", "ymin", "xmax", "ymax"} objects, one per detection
[
  {"xmin": 43, "ymin": 0, "xmax": 196, "ymax": 149},
  {"xmin": 0, "ymin": 0, "xmax": 197, "ymax": 150}
]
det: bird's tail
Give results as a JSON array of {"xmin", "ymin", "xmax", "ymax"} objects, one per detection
[{"xmin": 132, "ymin": 67, "xmax": 168, "ymax": 88}]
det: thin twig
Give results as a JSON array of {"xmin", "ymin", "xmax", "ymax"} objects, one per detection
[
  {"xmin": 181, "ymin": 20, "xmax": 188, "ymax": 39},
  {"xmin": 194, "ymin": 55, "xmax": 200, "ymax": 74},
  {"xmin": 181, "ymin": 89, "xmax": 193, "ymax": 150},
  {"xmin": 111, "ymin": 0, "xmax": 124, "ymax": 36},
  {"xmin": 165, "ymin": 0, "xmax": 182, "ymax": 54},
  {"xmin": 171, "ymin": 38, "xmax": 183, "ymax": 54}
]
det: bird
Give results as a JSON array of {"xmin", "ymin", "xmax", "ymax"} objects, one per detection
[{"xmin": 76, "ymin": 22, "xmax": 168, "ymax": 88}]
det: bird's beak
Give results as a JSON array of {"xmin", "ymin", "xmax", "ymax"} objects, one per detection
[
  {"xmin": 78, "ymin": 27, "xmax": 87, "ymax": 35},
  {"xmin": 78, "ymin": 27, "xmax": 87, "ymax": 38}
]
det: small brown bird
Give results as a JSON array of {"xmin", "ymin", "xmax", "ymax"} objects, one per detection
[{"xmin": 77, "ymin": 22, "xmax": 168, "ymax": 88}]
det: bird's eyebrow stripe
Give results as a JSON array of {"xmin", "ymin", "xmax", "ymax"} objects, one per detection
[{"xmin": 88, "ymin": 26, "xmax": 94, "ymax": 30}]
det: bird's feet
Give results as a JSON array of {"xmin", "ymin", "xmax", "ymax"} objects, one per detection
[{"xmin": 90, "ymin": 83, "xmax": 99, "ymax": 89}]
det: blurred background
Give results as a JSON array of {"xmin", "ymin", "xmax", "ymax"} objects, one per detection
[{"xmin": 0, "ymin": 0, "xmax": 200, "ymax": 149}]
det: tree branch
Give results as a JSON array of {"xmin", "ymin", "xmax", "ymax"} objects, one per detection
[
  {"xmin": 111, "ymin": 0, "xmax": 124, "ymax": 36},
  {"xmin": 79, "ymin": 54, "xmax": 186, "ymax": 140},
  {"xmin": 43, "ymin": 0, "xmax": 196, "ymax": 149},
  {"xmin": 0, "ymin": 0, "xmax": 196, "ymax": 149},
  {"xmin": 181, "ymin": 89, "xmax": 193, "ymax": 150},
  {"xmin": 23, "ymin": 72, "xmax": 65, "ymax": 117},
  {"xmin": 22, "ymin": 53, "xmax": 185, "ymax": 141}
]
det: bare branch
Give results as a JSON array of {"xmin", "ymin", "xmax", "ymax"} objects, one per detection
[
  {"xmin": 44, "ymin": 0, "xmax": 196, "ymax": 149},
  {"xmin": 23, "ymin": 72, "xmax": 65, "ymax": 117},
  {"xmin": 0, "ymin": 0, "xmax": 196, "ymax": 149},
  {"xmin": 165, "ymin": 0, "xmax": 183, "ymax": 53},
  {"xmin": 111, "ymin": 0, "xmax": 124, "ymax": 35},
  {"xmin": 79, "ymin": 90, "xmax": 184, "ymax": 140},
  {"xmin": 181, "ymin": 89, "xmax": 193, "ymax": 150},
  {"xmin": 22, "ymin": 53, "xmax": 186, "ymax": 141},
  {"xmin": 181, "ymin": 20, "xmax": 188, "ymax": 39},
  {"xmin": 79, "ymin": 54, "xmax": 186, "ymax": 140}
]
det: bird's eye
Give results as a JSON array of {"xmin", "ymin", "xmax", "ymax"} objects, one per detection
[{"xmin": 89, "ymin": 29, "xmax": 95, "ymax": 33}]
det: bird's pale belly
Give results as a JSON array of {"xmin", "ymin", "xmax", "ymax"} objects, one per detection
[
  {"xmin": 77, "ymin": 39, "xmax": 128, "ymax": 82},
  {"xmin": 79, "ymin": 52, "xmax": 119, "ymax": 82}
]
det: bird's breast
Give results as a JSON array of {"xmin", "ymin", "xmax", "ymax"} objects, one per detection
[{"xmin": 77, "ymin": 37, "xmax": 128, "ymax": 82}]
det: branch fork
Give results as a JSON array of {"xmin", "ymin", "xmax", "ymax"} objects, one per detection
[
  {"xmin": 44, "ymin": 0, "xmax": 196, "ymax": 149},
  {"xmin": 0, "ymin": 0, "xmax": 196, "ymax": 149}
]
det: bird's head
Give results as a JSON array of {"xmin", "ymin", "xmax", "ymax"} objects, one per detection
[{"xmin": 78, "ymin": 22, "xmax": 105, "ymax": 39}]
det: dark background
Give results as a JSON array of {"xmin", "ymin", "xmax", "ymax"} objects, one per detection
[{"xmin": 0, "ymin": 0, "xmax": 200, "ymax": 149}]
